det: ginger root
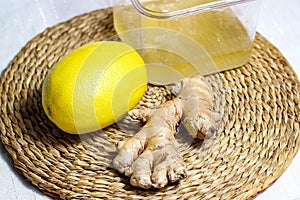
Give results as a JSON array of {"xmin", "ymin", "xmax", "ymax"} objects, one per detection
[{"xmin": 113, "ymin": 75, "xmax": 217, "ymax": 189}]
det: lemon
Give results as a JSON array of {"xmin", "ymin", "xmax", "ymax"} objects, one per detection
[{"xmin": 42, "ymin": 41, "xmax": 147, "ymax": 134}]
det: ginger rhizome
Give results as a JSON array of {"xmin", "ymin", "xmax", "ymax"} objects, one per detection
[{"xmin": 113, "ymin": 75, "xmax": 217, "ymax": 189}]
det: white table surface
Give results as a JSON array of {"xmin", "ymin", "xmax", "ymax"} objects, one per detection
[{"xmin": 0, "ymin": 0, "xmax": 299, "ymax": 199}]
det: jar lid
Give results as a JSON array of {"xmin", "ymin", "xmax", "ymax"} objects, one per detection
[{"xmin": 130, "ymin": 0, "xmax": 255, "ymax": 19}]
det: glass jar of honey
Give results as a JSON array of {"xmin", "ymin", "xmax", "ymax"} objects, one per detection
[{"xmin": 113, "ymin": 0, "xmax": 261, "ymax": 84}]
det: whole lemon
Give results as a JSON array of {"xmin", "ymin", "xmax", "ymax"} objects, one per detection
[{"xmin": 42, "ymin": 41, "xmax": 147, "ymax": 134}]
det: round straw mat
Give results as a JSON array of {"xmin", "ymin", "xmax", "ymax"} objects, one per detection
[{"xmin": 1, "ymin": 8, "xmax": 300, "ymax": 200}]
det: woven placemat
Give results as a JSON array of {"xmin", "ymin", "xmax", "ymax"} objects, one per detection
[{"xmin": 1, "ymin": 8, "xmax": 300, "ymax": 200}]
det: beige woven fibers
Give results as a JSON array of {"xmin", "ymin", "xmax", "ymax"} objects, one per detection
[{"xmin": 1, "ymin": 8, "xmax": 300, "ymax": 200}]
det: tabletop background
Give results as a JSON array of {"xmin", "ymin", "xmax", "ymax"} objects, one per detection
[{"xmin": 0, "ymin": 0, "xmax": 299, "ymax": 199}]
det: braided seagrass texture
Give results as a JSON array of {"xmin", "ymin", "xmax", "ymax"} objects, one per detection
[{"xmin": 1, "ymin": 8, "xmax": 300, "ymax": 200}]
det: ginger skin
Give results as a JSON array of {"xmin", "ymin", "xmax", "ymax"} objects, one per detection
[{"xmin": 113, "ymin": 75, "xmax": 216, "ymax": 189}]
